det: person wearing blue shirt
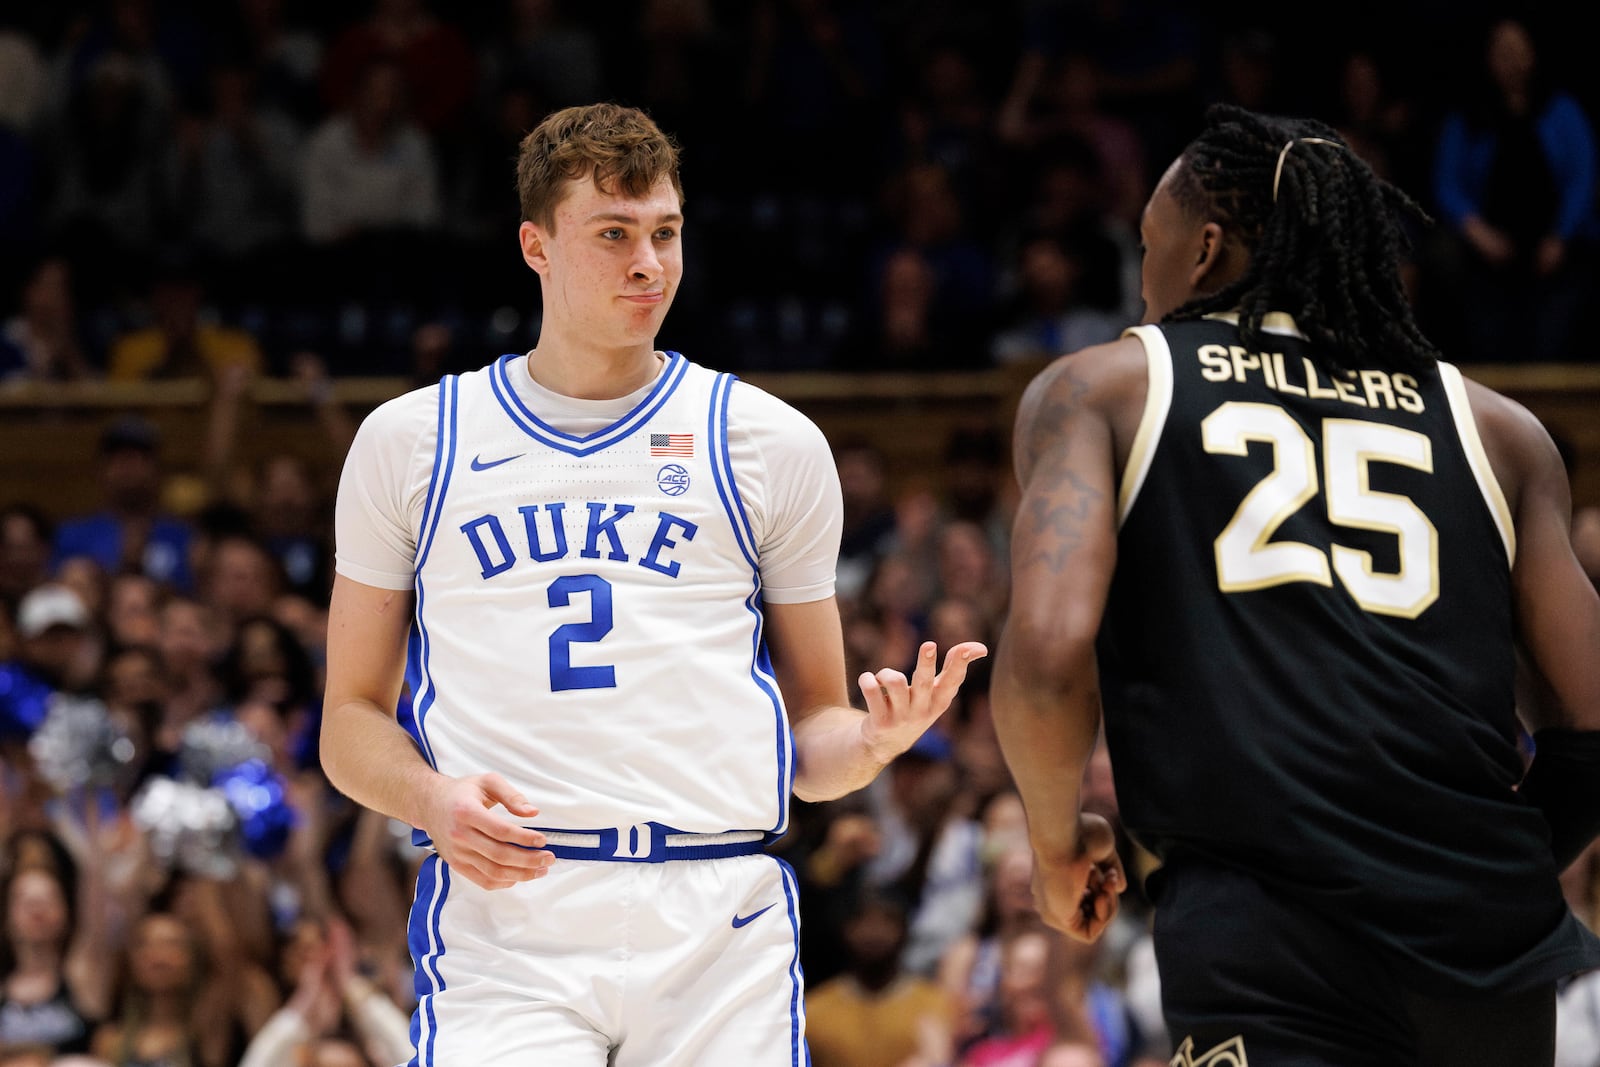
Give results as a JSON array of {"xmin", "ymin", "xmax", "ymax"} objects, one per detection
[
  {"xmin": 1428, "ymin": 17, "xmax": 1598, "ymax": 364},
  {"xmin": 51, "ymin": 415, "xmax": 195, "ymax": 592}
]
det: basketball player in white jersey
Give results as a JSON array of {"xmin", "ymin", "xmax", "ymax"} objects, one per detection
[{"xmin": 320, "ymin": 103, "xmax": 989, "ymax": 1065}]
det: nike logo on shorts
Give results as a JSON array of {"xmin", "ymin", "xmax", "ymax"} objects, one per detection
[
  {"xmin": 731, "ymin": 904, "xmax": 776, "ymax": 928},
  {"xmin": 470, "ymin": 453, "xmax": 523, "ymax": 471}
]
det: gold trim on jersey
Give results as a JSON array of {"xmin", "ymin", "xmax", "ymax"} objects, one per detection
[
  {"xmin": 1119, "ymin": 325, "xmax": 1175, "ymax": 526},
  {"xmin": 1170, "ymin": 1035, "xmax": 1249, "ymax": 1067},
  {"xmin": 1437, "ymin": 362, "xmax": 1517, "ymax": 565},
  {"xmin": 1202, "ymin": 309, "xmax": 1307, "ymax": 339}
]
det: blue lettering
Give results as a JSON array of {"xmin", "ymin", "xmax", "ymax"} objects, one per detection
[
  {"xmin": 460, "ymin": 515, "xmax": 515, "ymax": 579},
  {"xmin": 581, "ymin": 503, "xmax": 635, "ymax": 561},
  {"xmin": 639, "ymin": 512, "xmax": 698, "ymax": 578},
  {"xmin": 519, "ymin": 503, "xmax": 569, "ymax": 562}
]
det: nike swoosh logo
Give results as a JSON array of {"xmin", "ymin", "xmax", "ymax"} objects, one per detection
[
  {"xmin": 470, "ymin": 453, "xmax": 523, "ymax": 471},
  {"xmin": 731, "ymin": 903, "xmax": 777, "ymax": 929}
]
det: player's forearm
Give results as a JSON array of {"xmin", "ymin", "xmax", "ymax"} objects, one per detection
[
  {"xmin": 991, "ymin": 642, "xmax": 1101, "ymax": 861},
  {"xmin": 320, "ymin": 698, "xmax": 447, "ymax": 830},
  {"xmin": 790, "ymin": 705, "xmax": 895, "ymax": 803}
]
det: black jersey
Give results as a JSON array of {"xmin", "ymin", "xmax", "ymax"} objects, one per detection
[{"xmin": 1098, "ymin": 314, "xmax": 1600, "ymax": 995}]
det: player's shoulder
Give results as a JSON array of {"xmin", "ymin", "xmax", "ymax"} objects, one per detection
[
  {"xmin": 1451, "ymin": 364, "xmax": 1565, "ymax": 503},
  {"xmin": 723, "ymin": 374, "xmax": 827, "ymax": 437},
  {"xmin": 350, "ymin": 379, "xmax": 446, "ymax": 460},
  {"xmin": 1018, "ymin": 334, "xmax": 1147, "ymax": 421}
]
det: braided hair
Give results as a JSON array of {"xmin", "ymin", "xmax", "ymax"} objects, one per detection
[{"xmin": 1164, "ymin": 103, "xmax": 1438, "ymax": 373}]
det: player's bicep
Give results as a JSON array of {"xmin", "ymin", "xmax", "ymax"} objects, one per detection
[
  {"xmin": 325, "ymin": 573, "xmax": 414, "ymax": 719},
  {"xmin": 1006, "ymin": 365, "xmax": 1120, "ymax": 661},
  {"xmin": 1509, "ymin": 424, "xmax": 1600, "ymax": 732},
  {"xmin": 764, "ymin": 596, "xmax": 851, "ymax": 723}
]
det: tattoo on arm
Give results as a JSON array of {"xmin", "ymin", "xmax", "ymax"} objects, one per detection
[{"xmin": 1015, "ymin": 364, "xmax": 1104, "ymax": 575}]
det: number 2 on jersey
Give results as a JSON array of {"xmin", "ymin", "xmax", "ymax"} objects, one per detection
[
  {"xmin": 548, "ymin": 574, "xmax": 616, "ymax": 691},
  {"xmin": 1201, "ymin": 401, "xmax": 1439, "ymax": 618}
]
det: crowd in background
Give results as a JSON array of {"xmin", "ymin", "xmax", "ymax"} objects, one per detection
[
  {"xmin": 3, "ymin": 2, "xmax": 1600, "ymax": 1066},
  {"xmin": 3, "ymin": 0, "xmax": 1600, "ymax": 379}
]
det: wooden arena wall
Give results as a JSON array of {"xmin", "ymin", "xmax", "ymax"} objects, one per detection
[{"xmin": 1, "ymin": 364, "xmax": 1597, "ymax": 524}]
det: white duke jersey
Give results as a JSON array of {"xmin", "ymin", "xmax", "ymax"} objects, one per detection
[{"xmin": 334, "ymin": 351, "xmax": 843, "ymax": 841}]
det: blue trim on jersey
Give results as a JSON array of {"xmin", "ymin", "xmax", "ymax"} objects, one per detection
[
  {"xmin": 776, "ymin": 857, "xmax": 808, "ymax": 1066},
  {"xmin": 407, "ymin": 375, "xmax": 460, "ymax": 792},
  {"xmin": 407, "ymin": 854, "xmax": 450, "ymax": 1066},
  {"xmin": 707, "ymin": 373, "xmax": 790, "ymax": 836},
  {"xmin": 489, "ymin": 350, "xmax": 691, "ymax": 456}
]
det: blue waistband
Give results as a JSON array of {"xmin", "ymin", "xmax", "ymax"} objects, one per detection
[{"xmin": 532, "ymin": 822, "xmax": 769, "ymax": 863}]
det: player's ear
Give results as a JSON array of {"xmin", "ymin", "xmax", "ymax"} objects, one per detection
[
  {"xmin": 520, "ymin": 221, "xmax": 550, "ymax": 276},
  {"xmin": 1189, "ymin": 221, "xmax": 1228, "ymax": 289}
]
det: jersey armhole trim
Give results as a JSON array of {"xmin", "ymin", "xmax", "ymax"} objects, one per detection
[
  {"xmin": 1438, "ymin": 361, "xmax": 1517, "ymax": 566},
  {"xmin": 1117, "ymin": 325, "xmax": 1174, "ymax": 527}
]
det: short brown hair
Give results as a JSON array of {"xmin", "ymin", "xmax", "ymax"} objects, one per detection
[{"xmin": 515, "ymin": 103, "xmax": 683, "ymax": 230}]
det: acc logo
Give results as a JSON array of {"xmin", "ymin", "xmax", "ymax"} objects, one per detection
[
  {"xmin": 656, "ymin": 464, "xmax": 690, "ymax": 496},
  {"xmin": 1170, "ymin": 1036, "xmax": 1247, "ymax": 1067}
]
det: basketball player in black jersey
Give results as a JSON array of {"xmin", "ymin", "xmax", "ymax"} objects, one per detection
[{"xmin": 992, "ymin": 103, "xmax": 1600, "ymax": 1066}]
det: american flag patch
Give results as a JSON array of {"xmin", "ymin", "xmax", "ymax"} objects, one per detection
[{"xmin": 650, "ymin": 433, "xmax": 694, "ymax": 456}]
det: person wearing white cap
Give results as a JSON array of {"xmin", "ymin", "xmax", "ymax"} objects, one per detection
[{"xmin": 0, "ymin": 583, "xmax": 93, "ymax": 741}]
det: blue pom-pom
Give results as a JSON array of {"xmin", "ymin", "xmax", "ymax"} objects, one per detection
[{"xmin": 216, "ymin": 759, "xmax": 298, "ymax": 860}]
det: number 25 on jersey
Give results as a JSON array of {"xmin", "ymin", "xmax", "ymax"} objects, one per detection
[{"xmin": 1202, "ymin": 401, "xmax": 1439, "ymax": 619}]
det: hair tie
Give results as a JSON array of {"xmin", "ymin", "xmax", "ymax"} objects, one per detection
[{"xmin": 1272, "ymin": 137, "xmax": 1341, "ymax": 203}]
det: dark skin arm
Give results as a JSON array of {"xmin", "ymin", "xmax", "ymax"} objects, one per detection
[
  {"xmin": 991, "ymin": 336, "xmax": 1145, "ymax": 941},
  {"xmin": 1467, "ymin": 378, "xmax": 1600, "ymax": 736}
]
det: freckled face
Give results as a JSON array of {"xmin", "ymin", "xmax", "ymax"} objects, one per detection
[{"xmin": 521, "ymin": 174, "xmax": 684, "ymax": 352}]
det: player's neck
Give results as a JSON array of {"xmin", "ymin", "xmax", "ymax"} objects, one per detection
[{"xmin": 524, "ymin": 341, "xmax": 664, "ymax": 400}]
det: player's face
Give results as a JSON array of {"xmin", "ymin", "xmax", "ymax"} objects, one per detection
[
  {"xmin": 520, "ymin": 174, "xmax": 684, "ymax": 353},
  {"xmin": 1138, "ymin": 162, "xmax": 1204, "ymax": 324}
]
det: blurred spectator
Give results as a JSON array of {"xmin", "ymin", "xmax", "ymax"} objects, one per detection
[
  {"xmin": 1014, "ymin": 0, "xmax": 1203, "ymax": 175},
  {"xmin": 88, "ymin": 908, "xmax": 237, "ymax": 1067},
  {"xmin": 1211, "ymin": 27, "xmax": 1283, "ymax": 115},
  {"xmin": 804, "ymin": 891, "xmax": 957, "ymax": 1067},
  {"xmin": 1556, "ymin": 839, "xmax": 1599, "ymax": 1067},
  {"xmin": 991, "ymin": 233, "xmax": 1127, "ymax": 367},
  {"xmin": 889, "ymin": 43, "xmax": 998, "ymax": 218},
  {"xmin": 834, "ymin": 438, "xmax": 899, "ymax": 602},
  {"xmin": 0, "ymin": 585, "xmax": 95, "ymax": 744},
  {"xmin": 996, "ymin": 51, "xmax": 1148, "ymax": 229},
  {"xmin": 224, "ymin": 0, "xmax": 324, "ymax": 127},
  {"xmin": 102, "ymin": 575, "xmax": 160, "ymax": 652},
  {"xmin": 165, "ymin": 59, "xmax": 303, "ymax": 309},
  {"xmin": 957, "ymin": 926, "xmax": 1056, "ymax": 1066},
  {"xmin": 317, "ymin": 0, "xmax": 476, "ymax": 138},
  {"xmin": 935, "ymin": 520, "xmax": 1006, "ymax": 626},
  {"xmin": 0, "ymin": 255, "xmax": 93, "ymax": 383},
  {"xmin": 938, "ymin": 843, "xmax": 1043, "ymax": 1049},
  {"xmin": 1329, "ymin": 48, "xmax": 1420, "ymax": 190},
  {"xmin": 51, "ymin": 417, "xmax": 195, "ymax": 592},
  {"xmin": 842, "ymin": 247, "xmax": 958, "ymax": 371},
  {"xmin": 742, "ymin": 0, "xmax": 888, "ymax": 195},
  {"xmin": 864, "ymin": 732, "xmax": 985, "ymax": 977},
  {"xmin": 0, "ymin": 507, "xmax": 52, "ymax": 612},
  {"xmin": 1003, "ymin": 141, "xmax": 1139, "ymax": 325},
  {"xmin": 198, "ymin": 535, "xmax": 284, "ymax": 639},
  {"xmin": 0, "ymin": 27, "xmax": 46, "ymax": 133},
  {"xmin": 238, "ymin": 915, "xmax": 408, "ymax": 1067},
  {"xmin": 862, "ymin": 162, "xmax": 995, "ymax": 370},
  {"xmin": 105, "ymin": 253, "xmax": 264, "ymax": 382},
  {"xmin": 1047, "ymin": 930, "xmax": 1144, "ymax": 1067},
  {"xmin": 138, "ymin": 598, "xmax": 220, "ymax": 763},
  {"xmin": 0, "ymin": 856, "xmax": 105, "ymax": 1053},
  {"xmin": 476, "ymin": 0, "xmax": 600, "ymax": 113},
  {"xmin": 302, "ymin": 54, "xmax": 440, "ymax": 246},
  {"xmin": 38, "ymin": 49, "xmax": 174, "ymax": 303},
  {"xmin": 1039, "ymin": 1040, "xmax": 1108, "ymax": 1067},
  {"xmin": 1426, "ymin": 16, "xmax": 1598, "ymax": 364}
]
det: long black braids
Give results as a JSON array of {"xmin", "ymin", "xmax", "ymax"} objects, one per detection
[{"xmin": 1164, "ymin": 103, "xmax": 1439, "ymax": 373}]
